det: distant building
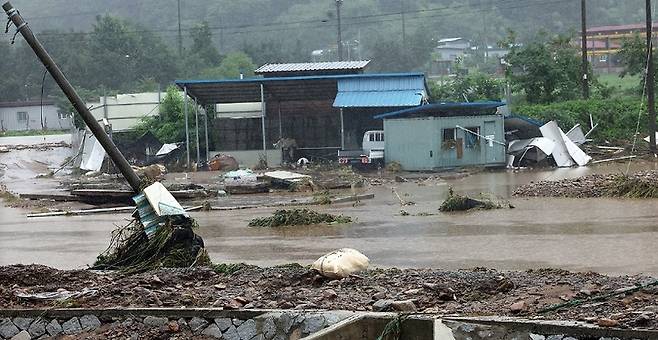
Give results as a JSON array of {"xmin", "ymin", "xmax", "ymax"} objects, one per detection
[
  {"xmin": 432, "ymin": 38, "xmax": 508, "ymax": 75},
  {"xmin": 433, "ymin": 38, "xmax": 471, "ymax": 75},
  {"xmin": 0, "ymin": 100, "xmax": 72, "ymax": 131},
  {"xmin": 585, "ymin": 22, "xmax": 658, "ymax": 73},
  {"xmin": 88, "ymin": 92, "xmax": 164, "ymax": 132}
]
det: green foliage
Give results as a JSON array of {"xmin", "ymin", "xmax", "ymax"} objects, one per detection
[
  {"xmin": 429, "ymin": 72, "xmax": 504, "ymax": 102},
  {"xmin": 439, "ymin": 187, "xmax": 501, "ymax": 212},
  {"xmin": 212, "ymin": 263, "xmax": 246, "ymax": 275},
  {"xmin": 198, "ymin": 51, "xmax": 255, "ymax": 79},
  {"xmin": 514, "ymin": 97, "xmax": 645, "ymax": 142},
  {"xmin": 136, "ymin": 85, "xmax": 196, "ymax": 144},
  {"xmin": 248, "ymin": 209, "xmax": 352, "ymax": 228},
  {"xmin": 502, "ymin": 32, "xmax": 584, "ymax": 104}
]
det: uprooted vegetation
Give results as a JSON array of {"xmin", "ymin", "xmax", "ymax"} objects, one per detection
[
  {"xmin": 248, "ymin": 208, "xmax": 352, "ymax": 228},
  {"xmin": 93, "ymin": 217, "xmax": 209, "ymax": 274},
  {"xmin": 439, "ymin": 188, "xmax": 504, "ymax": 212},
  {"xmin": 514, "ymin": 170, "xmax": 658, "ymax": 198}
]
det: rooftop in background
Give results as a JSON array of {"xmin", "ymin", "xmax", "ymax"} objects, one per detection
[
  {"xmin": 0, "ymin": 100, "xmax": 56, "ymax": 108},
  {"xmin": 586, "ymin": 22, "xmax": 658, "ymax": 34},
  {"xmin": 254, "ymin": 60, "xmax": 371, "ymax": 77},
  {"xmin": 374, "ymin": 101, "xmax": 505, "ymax": 119}
]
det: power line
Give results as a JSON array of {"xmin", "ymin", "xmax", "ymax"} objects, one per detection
[{"xmin": 28, "ymin": 0, "xmax": 571, "ymax": 39}]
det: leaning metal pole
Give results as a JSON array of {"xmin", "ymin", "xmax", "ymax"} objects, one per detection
[{"xmin": 3, "ymin": 2, "xmax": 142, "ymax": 192}]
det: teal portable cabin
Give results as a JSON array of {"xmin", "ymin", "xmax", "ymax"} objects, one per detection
[{"xmin": 374, "ymin": 102, "xmax": 506, "ymax": 171}]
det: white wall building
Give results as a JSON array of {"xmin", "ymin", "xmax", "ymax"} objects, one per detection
[
  {"xmin": 0, "ymin": 100, "xmax": 72, "ymax": 131},
  {"xmin": 88, "ymin": 92, "xmax": 165, "ymax": 132}
]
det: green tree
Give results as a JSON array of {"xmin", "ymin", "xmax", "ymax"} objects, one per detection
[
  {"xmin": 429, "ymin": 72, "xmax": 504, "ymax": 102},
  {"xmin": 136, "ymin": 85, "xmax": 196, "ymax": 144},
  {"xmin": 190, "ymin": 22, "xmax": 222, "ymax": 65},
  {"xmin": 198, "ymin": 51, "xmax": 255, "ymax": 79},
  {"xmin": 502, "ymin": 32, "xmax": 583, "ymax": 104}
]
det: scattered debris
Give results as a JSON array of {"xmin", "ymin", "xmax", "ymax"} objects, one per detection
[
  {"xmin": 439, "ymin": 188, "xmax": 503, "ymax": 212},
  {"xmin": 311, "ymin": 248, "xmax": 370, "ymax": 279},
  {"xmin": 514, "ymin": 170, "xmax": 658, "ymax": 198},
  {"xmin": 209, "ymin": 154, "xmax": 238, "ymax": 171},
  {"xmin": 91, "ymin": 183, "xmax": 208, "ymax": 273},
  {"xmin": 386, "ymin": 161, "xmax": 402, "ymax": 173},
  {"xmin": 14, "ymin": 288, "xmax": 97, "ymax": 301},
  {"xmin": 248, "ymin": 209, "xmax": 352, "ymax": 228}
]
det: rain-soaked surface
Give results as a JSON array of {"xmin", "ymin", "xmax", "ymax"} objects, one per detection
[{"xmin": 1, "ymin": 135, "xmax": 657, "ymax": 276}]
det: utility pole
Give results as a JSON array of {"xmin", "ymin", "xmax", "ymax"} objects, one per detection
[
  {"xmin": 336, "ymin": 0, "xmax": 343, "ymax": 61},
  {"xmin": 647, "ymin": 0, "xmax": 656, "ymax": 152},
  {"xmin": 177, "ymin": 0, "xmax": 182, "ymax": 56},
  {"xmin": 400, "ymin": 0, "xmax": 406, "ymax": 47},
  {"xmin": 3, "ymin": 2, "xmax": 142, "ymax": 192},
  {"xmin": 581, "ymin": 0, "xmax": 589, "ymax": 99}
]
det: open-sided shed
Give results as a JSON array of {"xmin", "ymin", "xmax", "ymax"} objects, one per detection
[{"xmin": 175, "ymin": 73, "xmax": 428, "ymax": 162}]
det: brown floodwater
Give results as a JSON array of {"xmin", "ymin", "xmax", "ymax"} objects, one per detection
[{"xmin": 1, "ymin": 136, "xmax": 657, "ymax": 276}]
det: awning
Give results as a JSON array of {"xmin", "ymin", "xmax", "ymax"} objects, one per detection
[{"xmin": 333, "ymin": 74, "xmax": 427, "ymax": 108}]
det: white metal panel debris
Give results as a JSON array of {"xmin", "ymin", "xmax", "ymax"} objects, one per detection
[
  {"xmin": 560, "ymin": 128, "xmax": 592, "ymax": 166},
  {"xmin": 156, "ymin": 143, "xmax": 178, "ymax": 156},
  {"xmin": 566, "ymin": 124, "xmax": 587, "ymax": 145},
  {"xmin": 539, "ymin": 121, "xmax": 575, "ymax": 167},
  {"xmin": 80, "ymin": 135, "xmax": 106, "ymax": 172},
  {"xmin": 143, "ymin": 182, "xmax": 188, "ymax": 217},
  {"xmin": 263, "ymin": 170, "xmax": 311, "ymax": 182}
]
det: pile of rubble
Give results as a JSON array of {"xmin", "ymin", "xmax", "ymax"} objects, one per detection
[
  {"xmin": 1, "ymin": 265, "xmax": 656, "ymax": 331},
  {"xmin": 513, "ymin": 170, "xmax": 658, "ymax": 198}
]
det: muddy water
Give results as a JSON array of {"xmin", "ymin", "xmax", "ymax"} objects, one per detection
[{"xmin": 1, "ymin": 151, "xmax": 658, "ymax": 275}]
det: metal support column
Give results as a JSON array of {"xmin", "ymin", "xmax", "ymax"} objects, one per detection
[
  {"xmin": 184, "ymin": 86, "xmax": 190, "ymax": 168},
  {"xmin": 2, "ymin": 2, "xmax": 141, "ymax": 192},
  {"xmin": 204, "ymin": 105, "xmax": 210, "ymax": 163},
  {"xmin": 340, "ymin": 108, "xmax": 345, "ymax": 150},
  {"xmin": 260, "ymin": 84, "xmax": 267, "ymax": 151},
  {"xmin": 278, "ymin": 102, "xmax": 282, "ymax": 139},
  {"xmin": 195, "ymin": 99, "xmax": 201, "ymax": 165}
]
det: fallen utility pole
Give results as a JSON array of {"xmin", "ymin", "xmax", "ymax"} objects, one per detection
[{"xmin": 3, "ymin": 2, "xmax": 142, "ymax": 192}]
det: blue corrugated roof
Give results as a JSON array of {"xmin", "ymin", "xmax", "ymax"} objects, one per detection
[
  {"xmin": 374, "ymin": 101, "xmax": 505, "ymax": 119},
  {"xmin": 332, "ymin": 74, "xmax": 426, "ymax": 108},
  {"xmin": 334, "ymin": 90, "xmax": 424, "ymax": 107}
]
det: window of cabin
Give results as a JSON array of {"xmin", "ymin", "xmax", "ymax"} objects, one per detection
[{"xmin": 465, "ymin": 126, "xmax": 480, "ymax": 148}]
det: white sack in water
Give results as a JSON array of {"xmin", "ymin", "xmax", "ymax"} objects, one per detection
[{"xmin": 311, "ymin": 248, "xmax": 369, "ymax": 279}]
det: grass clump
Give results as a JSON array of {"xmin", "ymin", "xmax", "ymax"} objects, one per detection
[
  {"xmin": 248, "ymin": 208, "xmax": 352, "ymax": 228},
  {"xmin": 386, "ymin": 161, "xmax": 402, "ymax": 172},
  {"xmin": 212, "ymin": 263, "xmax": 246, "ymax": 275},
  {"xmin": 439, "ymin": 187, "xmax": 502, "ymax": 212},
  {"xmin": 605, "ymin": 174, "xmax": 658, "ymax": 198},
  {"xmin": 312, "ymin": 191, "xmax": 332, "ymax": 205}
]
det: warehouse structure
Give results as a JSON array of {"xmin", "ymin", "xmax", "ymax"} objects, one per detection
[{"xmin": 175, "ymin": 61, "xmax": 428, "ymax": 165}]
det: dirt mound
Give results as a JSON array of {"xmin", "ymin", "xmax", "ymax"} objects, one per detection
[
  {"xmin": 1, "ymin": 265, "xmax": 656, "ymax": 329},
  {"xmin": 513, "ymin": 170, "xmax": 658, "ymax": 198}
]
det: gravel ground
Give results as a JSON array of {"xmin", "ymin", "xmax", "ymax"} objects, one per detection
[
  {"xmin": 513, "ymin": 170, "xmax": 658, "ymax": 198},
  {"xmin": 1, "ymin": 264, "xmax": 656, "ymax": 330}
]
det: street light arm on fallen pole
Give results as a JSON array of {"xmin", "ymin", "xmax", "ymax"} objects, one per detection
[{"xmin": 3, "ymin": 2, "xmax": 142, "ymax": 192}]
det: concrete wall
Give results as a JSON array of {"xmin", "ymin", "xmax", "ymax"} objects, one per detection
[
  {"xmin": 384, "ymin": 115, "xmax": 506, "ymax": 171},
  {"xmin": 0, "ymin": 104, "xmax": 71, "ymax": 131}
]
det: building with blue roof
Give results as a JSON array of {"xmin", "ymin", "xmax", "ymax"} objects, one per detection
[
  {"xmin": 175, "ymin": 66, "xmax": 428, "ymax": 164},
  {"xmin": 375, "ymin": 101, "xmax": 507, "ymax": 170}
]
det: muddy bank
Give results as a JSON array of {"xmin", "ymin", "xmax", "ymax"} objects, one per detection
[
  {"xmin": 513, "ymin": 170, "xmax": 658, "ymax": 198},
  {"xmin": 1, "ymin": 264, "xmax": 656, "ymax": 330}
]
